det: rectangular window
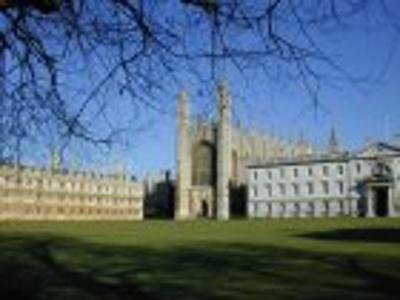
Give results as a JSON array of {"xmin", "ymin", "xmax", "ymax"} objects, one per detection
[
  {"xmin": 265, "ymin": 184, "xmax": 272, "ymax": 197},
  {"xmin": 279, "ymin": 183, "xmax": 286, "ymax": 196},
  {"xmin": 292, "ymin": 183, "xmax": 299, "ymax": 195},
  {"xmin": 293, "ymin": 168, "xmax": 298, "ymax": 178},
  {"xmin": 268, "ymin": 171, "xmax": 272, "ymax": 180},
  {"xmin": 356, "ymin": 163, "xmax": 361, "ymax": 174},
  {"xmin": 280, "ymin": 168, "xmax": 285, "ymax": 178},
  {"xmin": 322, "ymin": 181, "xmax": 329, "ymax": 194},
  {"xmin": 308, "ymin": 167, "xmax": 313, "ymax": 177},
  {"xmin": 323, "ymin": 165, "xmax": 329, "ymax": 176},
  {"xmin": 338, "ymin": 165, "xmax": 344, "ymax": 175},
  {"xmin": 253, "ymin": 186, "xmax": 258, "ymax": 197},
  {"xmin": 307, "ymin": 182, "xmax": 314, "ymax": 195},
  {"xmin": 337, "ymin": 181, "xmax": 344, "ymax": 195},
  {"xmin": 253, "ymin": 171, "xmax": 258, "ymax": 180}
]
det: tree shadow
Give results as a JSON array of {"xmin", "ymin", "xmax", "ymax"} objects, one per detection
[
  {"xmin": 0, "ymin": 232, "xmax": 399, "ymax": 299},
  {"xmin": 299, "ymin": 228, "xmax": 400, "ymax": 243}
]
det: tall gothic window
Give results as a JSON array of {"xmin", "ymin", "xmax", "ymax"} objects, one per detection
[{"xmin": 192, "ymin": 141, "xmax": 216, "ymax": 186}]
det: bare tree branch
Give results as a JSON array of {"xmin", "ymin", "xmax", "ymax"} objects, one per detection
[{"xmin": 0, "ymin": 0, "xmax": 398, "ymax": 161}]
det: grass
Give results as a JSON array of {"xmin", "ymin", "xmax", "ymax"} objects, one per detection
[{"xmin": 0, "ymin": 218, "xmax": 400, "ymax": 299}]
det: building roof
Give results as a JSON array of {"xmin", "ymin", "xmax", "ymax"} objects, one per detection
[
  {"xmin": 247, "ymin": 141, "xmax": 400, "ymax": 169},
  {"xmin": 247, "ymin": 153, "xmax": 350, "ymax": 169}
]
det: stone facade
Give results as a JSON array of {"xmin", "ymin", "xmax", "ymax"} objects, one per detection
[
  {"xmin": 175, "ymin": 81, "xmax": 315, "ymax": 220},
  {"xmin": 0, "ymin": 164, "xmax": 144, "ymax": 221},
  {"xmin": 247, "ymin": 142, "xmax": 400, "ymax": 218}
]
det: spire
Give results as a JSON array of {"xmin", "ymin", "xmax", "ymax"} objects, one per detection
[
  {"xmin": 50, "ymin": 148, "xmax": 62, "ymax": 171},
  {"xmin": 178, "ymin": 89, "xmax": 189, "ymax": 120},
  {"xmin": 328, "ymin": 126, "xmax": 340, "ymax": 154},
  {"xmin": 218, "ymin": 79, "xmax": 230, "ymax": 111}
]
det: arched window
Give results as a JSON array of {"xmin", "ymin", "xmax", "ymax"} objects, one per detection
[{"xmin": 192, "ymin": 141, "xmax": 216, "ymax": 186}]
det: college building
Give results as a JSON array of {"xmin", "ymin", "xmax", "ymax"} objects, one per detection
[
  {"xmin": 175, "ymin": 81, "xmax": 316, "ymax": 220},
  {"xmin": 247, "ymin": 141, "xmax": 400, "ymax": 218},
  {"xmin": 0, "ymin": 161, "xmax": 144, "ymax": 221}
]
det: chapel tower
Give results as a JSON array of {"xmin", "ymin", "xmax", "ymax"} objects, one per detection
[
  {"xmin": 216, "ymin": 81, "xmax": 231, "ymax": 220},
  {"xmin": 175, "ymin": 90, "xmax": 192, "ymax": 219}
]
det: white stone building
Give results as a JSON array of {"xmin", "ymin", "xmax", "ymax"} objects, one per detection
[
  {"xmin": 0, "ymin": 164, "xmax": 144, "ymax": 221},
  {"xmin": 247, "ymin": 142, "xmax": 400, "ymax": 218}
]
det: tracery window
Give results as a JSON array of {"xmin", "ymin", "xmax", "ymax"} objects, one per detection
[{"xmin": 192, "ymin": 141, "xmax": 216, "ymax": 186}]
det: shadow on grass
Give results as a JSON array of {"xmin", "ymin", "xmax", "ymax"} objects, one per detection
[
  {"xmin": 300, "ymin": 228, "xmax": 400, "ymax": 244},
  {"xmin": 0, "ymin": 232, "xmax": 400, "ymax": 300}
]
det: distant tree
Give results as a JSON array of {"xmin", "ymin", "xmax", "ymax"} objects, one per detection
[{"xmin": 0, "ymin": 0, "xmax": 398, "ymax": 160}]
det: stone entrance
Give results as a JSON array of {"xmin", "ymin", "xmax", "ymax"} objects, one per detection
[
  {"xmin": 364, "ymin": 161, "xmax": 395, "ymax": 218},
  {"xmin": 366, "ymin": 183, "xmax": 394, "ymax": 217},
  {"xmin": 201, "ymin": 200, "xmax": 209, "ymax": 218},
  {"xmin": 373, "ymin": 187, "xmax": 389, "ymax": 217},
  {"xmin": 188, "ymin": 186, "xmax": 214, "ymax": 219}
]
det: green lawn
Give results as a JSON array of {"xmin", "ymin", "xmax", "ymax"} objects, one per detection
[{"xmin": 0, "ymin": 218, "xmax": 400, "ymax": 299}]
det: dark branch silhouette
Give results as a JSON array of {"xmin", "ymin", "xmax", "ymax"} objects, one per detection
[{"xmin": 0, "ymin": 0, "xmax": 398, "ymax": 160}]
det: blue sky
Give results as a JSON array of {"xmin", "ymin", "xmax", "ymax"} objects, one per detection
[
  {"xmin": 19, "ymin": 1, "xmax": 400, "ymax": 178},
  {"xmin": 126, "ymin": 8, "xmax": 400, "ymax": 179}
]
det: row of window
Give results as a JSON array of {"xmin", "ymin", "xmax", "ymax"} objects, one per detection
[
  {"xmin": 253, "ymin": 162, "xmax": 365, "ymax": 181},
  {"xmin": 0, "ymin": 205, "xmax": 141, "ymax": 216},
  {"xmin": 252, "ymin": 180, "xmax": 345, "ymax": 198},
  {"xmin": 0, "ymin": 167, "xmax": 129, "ymax": 181},
  {"xmin": 0, "ymin": 192, "xmax": 140, "ymax": 205},
  {"xmin": 0, "ymin": 176, "xmax": 139, "ymax": 195},
  {"xmin": 250, "ymin": 199, "xmax": 353, "ymax": 217},
  {"xmin": 252, "ymin": 199, "xmax": 350, "ymax": 210}
]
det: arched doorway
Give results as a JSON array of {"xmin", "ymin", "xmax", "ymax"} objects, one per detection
[{"xmin": 201, "ymin": 200, "xmax": 209, "ymax": 218}]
